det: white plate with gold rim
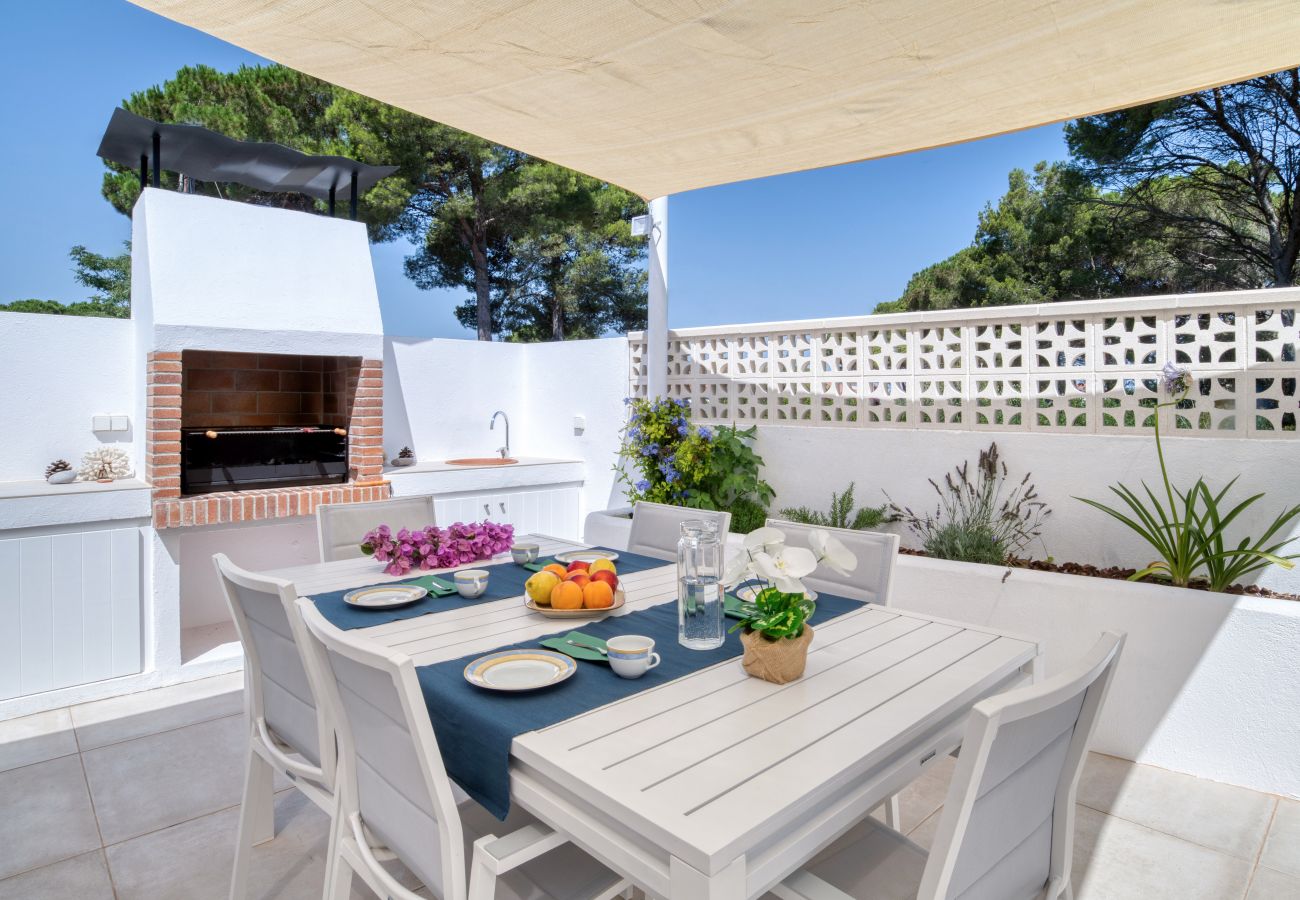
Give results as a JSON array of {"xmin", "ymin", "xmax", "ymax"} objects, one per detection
[
  {"xmin": 552, "ymin": 549, "xmax": 620, "ymax": 565},
  {"xmin": 343, "ymin": 584, "xmax": 428, "ymax": 609},
  {"xmin": 463, "ymin": 649, "xmax": 577, "ymax": 692}
]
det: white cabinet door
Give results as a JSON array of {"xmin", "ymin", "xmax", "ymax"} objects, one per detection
[
  {"xmin": 433, "ymin": 486, "xmax": 581, "ymax": 541},
  {"xmin": 0, "ymin": 526, "xmax": 142, "ymax": 701}
]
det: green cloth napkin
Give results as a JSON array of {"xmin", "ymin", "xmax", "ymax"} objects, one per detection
[
  {"xmin": 405, "ymin": 574, "xmax": 457, "ymax": 597},
  {"xmin": 539, "ymin": 631, "xmax": 609, "ymax": 663},
  {"xmin": 521, "ymin": 557, "xmax": 560, "ymax": 573}
]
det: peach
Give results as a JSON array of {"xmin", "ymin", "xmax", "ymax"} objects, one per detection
[
  {"xmin": 565, "ymin": 571, "xmax": 591, "ymax": 589},
  {"xmin": 582, "ymin": 580, "xmax": 614, "ymax": 609},
  {"xmin": 551, "ymin": 581, "xmax": 584, "ymax": 610},
  {"xmin": 590, "ymin": 570, "xmax": 618, "ymax": 591}
]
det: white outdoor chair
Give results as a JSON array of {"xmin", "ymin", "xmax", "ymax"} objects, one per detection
[
  {"xmin": 213, "ymin": 553, "xmax": 336, "ymax": 900},
  {"xmin": 764, "ymin": 519, "xmax": 900, "ymax": 606},
  {"xmin": 768, "ymin": 631, "xmax": 1126, "ymax": 900},
  {"xmin": 626, "ymin": 500, "xmax": 731, "ymax": 560},
  {"xmin": 295, "ymin": 597, "xmax": 633, "ymax": 900},
  {"xmin": 317, "ymin": 494, "xmax": 437, "ymax": 562}
]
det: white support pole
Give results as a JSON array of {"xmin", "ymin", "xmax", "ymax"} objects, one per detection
[{"xmin": 646, "ymin": 195, "xmax": 669, "ymax": 399}]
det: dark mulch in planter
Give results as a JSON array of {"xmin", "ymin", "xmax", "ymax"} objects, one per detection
[{"xmin": 897, "ymin": 547, "xmax": 1300, "ymax": 602}]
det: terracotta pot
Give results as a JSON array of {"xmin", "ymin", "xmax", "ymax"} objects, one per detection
[{"xmin": 740, "ymin": 625, "xmax": 814, "ymax": 684}]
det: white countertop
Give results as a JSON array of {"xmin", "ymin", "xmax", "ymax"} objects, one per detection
[
  {"xmin": 0, "ymin": 476, "xmax": 151, "ymax": 501},
  {"xmin": 384, "ymin": 456, "xmax": 585, "ymax": 494},
  {"xmin": 0, "ymin": 477, "xmax": 153, "ymax": 530},
  {"xmin": 383, "ymin": 456, "xmax": 581, "ymax": 476}
]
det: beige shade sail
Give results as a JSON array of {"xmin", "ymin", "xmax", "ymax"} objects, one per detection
[{"xmin": 131, "ymin": 0, "xmax": 1300, "ymax": 199}]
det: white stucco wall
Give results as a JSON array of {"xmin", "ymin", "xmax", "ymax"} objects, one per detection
[
  {"xmin": 384, "ymin": 336, "xmax": 527, "ymax": 461},
  {"xmin": 384, "ymin": 335, "xmax": 629, "ymax": 525},
  {"xmin": 131, "ymin": 188, "xmax": 383, "ymax": 342},
  {"xmin": 756, "ymin": 426, "xmax": 1300, "ymax": 595},
  {"xmin": 519, "ymin": 336, "xmax": 630, "ymax": 518},
  {"xmin": 0, "ymin": 312, "xmax": 137, "ymax": 483},
  {"xmin": 178, "ymin": 519, "xmax": 321, "ymax": 630}
]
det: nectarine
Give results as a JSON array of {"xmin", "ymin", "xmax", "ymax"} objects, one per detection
[
  {"xmin": 551, "ymin": 581, "xmax": 584, "ymax": 610},
  {"xmin": 582, "ymin": 580, "xmax": 614, "ymax": 609},
  {"xmin": 590, "ymin": 570, "xmax": 618, "ymax": 591}
]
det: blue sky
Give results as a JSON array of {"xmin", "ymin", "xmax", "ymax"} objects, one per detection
[{"xmin": 1, "ymin": 1, "xmax": 1069, "ymax": 338}]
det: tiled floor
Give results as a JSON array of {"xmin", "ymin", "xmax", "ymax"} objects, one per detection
[{"xmin": 1, "ymin": 674, "xmax": 1296, "ymax": 899}]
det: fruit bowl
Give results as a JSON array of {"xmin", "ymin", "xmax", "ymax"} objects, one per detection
[{"xmin": 526, "ymin": 587, "xmax": 626, "ymax": 618}]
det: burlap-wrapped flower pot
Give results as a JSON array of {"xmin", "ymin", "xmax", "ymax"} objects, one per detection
[{"xmin": 740, "ymin": 625, "xmax": 814, "ymax": 684}]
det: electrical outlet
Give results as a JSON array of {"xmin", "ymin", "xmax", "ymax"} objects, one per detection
[{"xmin": 92, "ymin": 416, "xmax": 112, "ymax": 432}]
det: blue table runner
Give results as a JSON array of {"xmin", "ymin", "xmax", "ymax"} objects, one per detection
[
  {"xmin": 415, "ymin": 592, "xmax": 864, "ymax": 819},
  {"xmin": 307, "ymin": 547, "xmax": 668, "ymax": 630}
]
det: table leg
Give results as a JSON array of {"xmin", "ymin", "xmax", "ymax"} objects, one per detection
[{"xmin": 670, "ymin": 854, "xmax": 747, "ymax": 900}]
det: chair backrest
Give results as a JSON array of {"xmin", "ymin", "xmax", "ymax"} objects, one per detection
[
  {"xmin": 626, "ymin": 501, "xmax": 731, "ymax": 560},
  {"xmin": 296, "ymin": 598, "xmax": 466, "ymax": 900},
  {"xmin": 917, "ymin": 632, "xmax": 1126, "ymax": 900},
  {"xmin": 317, "ymin": 495, "xmax": 437, "ymax": 562},
  {"xmin": 764, "ymin": 519, "xmax": 899, "ymax": 605},
  {"xmin": 212, "ymin": 554, "xmax": 334, "ymax": 784}
]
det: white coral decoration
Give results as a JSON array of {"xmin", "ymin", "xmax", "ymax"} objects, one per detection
[
  {"xmin": 724, "ymin": 526, "xmax": 857, "ymax": 596},
  {"xmin": 79, "ymin": 447, "xmax": 132, "ymax": 482}
]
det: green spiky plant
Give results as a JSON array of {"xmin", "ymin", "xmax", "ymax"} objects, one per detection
[
  {"xmin": 1076, "ymin": 364, "xmax": 1299, "ymax": 589},
  {"xmin": 779, "ymin": 482, "xmax": 889, "ymax": 531}
]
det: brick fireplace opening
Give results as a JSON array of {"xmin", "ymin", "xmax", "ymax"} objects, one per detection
[
  {"xmin": 148, "ymin": 350, "xmax": 388, "ymax": 528},
  {"xmin": 180, "ymin": 350, "xmax": 364, "ymax": 429}
]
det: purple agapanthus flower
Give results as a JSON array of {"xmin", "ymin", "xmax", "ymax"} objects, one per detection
[
  {"xmin": 635, "ymin": 479, "xmax": 651, "ymax": 492},
  {"xmin": 1161, "ymin": 361, "xmax": 1191, "ymax": 396},
  {"xmin": 698, "ymin": 426, "xmax": 713, "ymax": 440}
]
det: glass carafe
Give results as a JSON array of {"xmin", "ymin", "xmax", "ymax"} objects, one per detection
[{"xmin": 677, "ymin": 519, "xmax": 725, "ymax": 650}]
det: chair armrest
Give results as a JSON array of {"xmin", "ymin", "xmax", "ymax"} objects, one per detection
[{"xmin": 472, "ymin": 822, "xmax": 569, "ymax": 875}]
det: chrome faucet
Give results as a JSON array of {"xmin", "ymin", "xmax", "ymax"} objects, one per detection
[{"xmin": 490, "ymin": 410, "xmax": 510, "ymax": 459}]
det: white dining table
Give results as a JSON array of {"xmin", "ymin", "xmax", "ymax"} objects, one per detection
[{"xmin": 266, "ymin": 533, "xmax": 1040, "ymax": 900}]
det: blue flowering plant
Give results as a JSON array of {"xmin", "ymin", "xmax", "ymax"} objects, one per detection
[
  {"xmin": 1077, "ymin": 363, "xmax": 1299, "ymax": 590},
  {"xmin": 616, "ymin": 396, "xmax": 774, "ymax": 532}
]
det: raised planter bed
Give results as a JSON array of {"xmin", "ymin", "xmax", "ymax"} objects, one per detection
[{"xmin": 891, "ymin": 554, "xmax": 1300, "ymax": 799}]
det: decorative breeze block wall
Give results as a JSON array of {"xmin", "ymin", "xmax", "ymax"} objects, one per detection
[{"xmin": 628, "ymin": 289, "xmax": 1300, "ymax": 438}]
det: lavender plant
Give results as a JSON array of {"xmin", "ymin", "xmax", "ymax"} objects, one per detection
[{"xmin": 889, "ymin": 443, "xmax": 1049, "ymax": 565}]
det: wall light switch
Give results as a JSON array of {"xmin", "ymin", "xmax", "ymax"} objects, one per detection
[
  {"xmin": 110, "ymin": 416, "xmax": 129, "ymax": 432},
  {"xmin": 92, "ymin": 415, "xmax": 112, "ymax": 432},
  {"xmin": 573, "ymin": 415, "xmax": 586, "ymax": 434}
]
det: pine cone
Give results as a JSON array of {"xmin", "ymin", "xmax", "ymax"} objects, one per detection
[
  {"xmin": 45, "ymin": 459, "xmax": 71, "ymax": 478},
  {"xmin": 399, "ymin": 446, "xmax": 415, "ymax": 459}
]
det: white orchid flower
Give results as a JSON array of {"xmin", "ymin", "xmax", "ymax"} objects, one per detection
[
  {"xmin": 724, "ymin": 526, "xmax": 789, "ymax": 586},
  {"xmin": 752, "ymin": 546, "xmax": 817, "ymax": 595},
  {"xmin": 810, "ymin": 529, "xmax": 858, "ymax": 576},
  {"xmin": 743, "ymin": 526, "xmax": 787, "ymax": 556}
]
